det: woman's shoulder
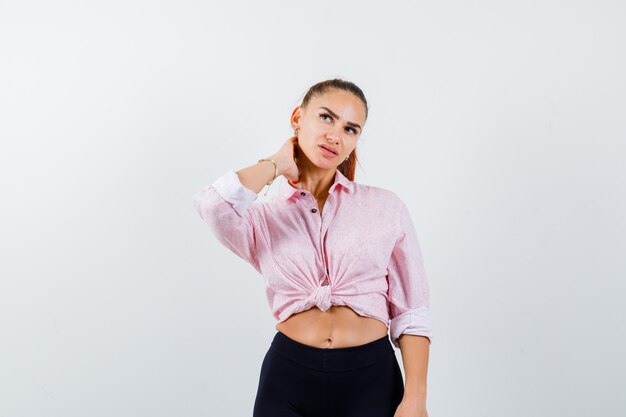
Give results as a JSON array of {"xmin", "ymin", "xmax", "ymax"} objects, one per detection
[{"xmin": 353, "ymin": 181, "xmax": 405, "ymax": 205}]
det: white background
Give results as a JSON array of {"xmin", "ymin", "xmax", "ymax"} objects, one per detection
[{"xmin": 1, "ymin": 1, "xmax": 625, "ymax": 416}]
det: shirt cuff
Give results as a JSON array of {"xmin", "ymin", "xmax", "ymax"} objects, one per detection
[
  {"xmin": 389, "ymin": 305, "xmax": 432, "ymax": 348},
  {"xmin": 211, "ymin": 169, "xmax": 259, "ymax": 216}
]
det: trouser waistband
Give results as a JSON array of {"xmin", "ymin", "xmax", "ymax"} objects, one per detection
[{"xmin": 270, "ymin": 330, "xmax": 394, "ymax": 372}]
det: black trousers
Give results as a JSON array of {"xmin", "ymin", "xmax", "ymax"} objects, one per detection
[{"xmin": 253, "ymin": 331, "xmax": 405, "ymax": 417}]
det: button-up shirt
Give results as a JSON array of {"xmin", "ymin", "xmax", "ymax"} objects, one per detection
[{"xmin": 192, "ymin": 168, "xmax": 432, "ymax": 348}]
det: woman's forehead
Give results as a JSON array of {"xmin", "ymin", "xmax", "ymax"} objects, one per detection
[{"xmin": 307, "ymin": 91, "xmax": 366, "ymax": 122}]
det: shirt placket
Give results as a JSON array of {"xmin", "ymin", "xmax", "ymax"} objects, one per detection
[
  {"xmin": 305, "ymin": 191, "xmax": 335, "ymax": 310},
  {"xmin": 319, "ymin": 194, "xmax": 335, "ymax": 287}
]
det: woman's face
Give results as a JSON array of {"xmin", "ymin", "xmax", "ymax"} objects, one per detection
[{"xmin": 291, "ymin": 89, "xmax": 366, "ymax": 170}]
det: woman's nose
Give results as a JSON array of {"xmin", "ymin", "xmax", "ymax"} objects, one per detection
[{"xmin": 326, "ymin": 127, "xmax": 342, "ymax": 142}]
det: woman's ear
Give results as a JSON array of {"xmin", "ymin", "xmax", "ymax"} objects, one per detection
[{"xmin": 290, "ymin": 106, "xmax": 301, "ymax": 127}]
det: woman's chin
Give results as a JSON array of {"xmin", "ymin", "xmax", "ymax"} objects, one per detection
[{"xmin": 313, "ymin": 159, "xmax": 338, "ymax": 170}]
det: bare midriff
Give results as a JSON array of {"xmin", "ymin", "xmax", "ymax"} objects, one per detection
[{"xmin": 275, "ymin": 305, "xmax": 389, "ymax": 349}]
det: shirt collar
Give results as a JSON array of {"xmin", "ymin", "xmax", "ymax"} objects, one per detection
[{"xmin": 279, "ymin": 168, "xmax": 354, "ymax": 199}]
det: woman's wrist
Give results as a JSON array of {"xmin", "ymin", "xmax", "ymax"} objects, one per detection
[
  {"xmin": 257, "ymin": 158, "xmax": 278, "ymax": 184},
  {"xmin": 402, "ymin": 386, "xmax": 427, "ymax": 402},
  {"xmin": 266, "ymin": 153, "xmax": 290, "ymax": 177}
]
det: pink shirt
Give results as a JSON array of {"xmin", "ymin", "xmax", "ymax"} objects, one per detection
[{"xmin": 192, "ymin": 168, "xmax": 432, "ymax": 348}]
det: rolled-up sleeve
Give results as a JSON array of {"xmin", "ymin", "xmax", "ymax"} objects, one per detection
[
  {"xmin": 387, "ymin": 199, "xmax": 432, "ymax": 348},
  {"xmin": 192, "ymin": 169, "xmax": 261, "ymax": 273}
]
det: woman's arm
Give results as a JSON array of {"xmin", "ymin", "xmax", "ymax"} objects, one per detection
[
  {"xmin": 192, "ymin": 169, "xmax": 263, "ymax": 272},
  {"xmin": 235, "ymin": 159, "xmax": 281, "ymax": 194},
  {"xmin": 398, "ymin": 334, "xmax": 430, "ymax": 398},
  {"xmin": 387, "ymin": 199, "xmax": 433, "ymax": 347},
  {"xmin": 191, "ymin": 137, "xmax": 298, "ymax": 271},
  {"xmin": 236, "ymin": 135, "xmax": 300, "ymax": 193},
  {"xmin": 395, "ymin": 334, "xmax": 430, "ymax": 416},
  {"xmin": 386, "ymin": 197, "xmax": 432, "ymax": 414}
]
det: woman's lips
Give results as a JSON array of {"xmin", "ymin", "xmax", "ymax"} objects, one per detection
[{"xmin": 319, "ymin": 144, "xmax": 337, "ymax": 158}]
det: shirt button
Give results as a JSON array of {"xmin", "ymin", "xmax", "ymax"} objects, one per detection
[
  {"xmin": 300, "ymin": 191, "xmax": 306, "ymax": 196},
  {"xmin": 311, "ymin": 208, "xmax": 317, "ymax": 213}
]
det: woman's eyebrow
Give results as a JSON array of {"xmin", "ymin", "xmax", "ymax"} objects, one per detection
[{"xmin": 318, "ymin": 106, "xmax": 362, "ymax": 130}]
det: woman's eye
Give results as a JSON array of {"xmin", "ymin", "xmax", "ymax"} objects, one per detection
[{"xmin": 320, "ymin": 113, "xmax": 357, "ymax": 135}]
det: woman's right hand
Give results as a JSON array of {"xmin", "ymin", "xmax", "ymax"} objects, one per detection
[{"xmin": 270, "ymin": 135, "xmax": 300, "ymax": 184}]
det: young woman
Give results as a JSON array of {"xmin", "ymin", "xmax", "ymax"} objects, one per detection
[{"xmin": 193, "ymin": 79, "xmax": 432, "ymax": 417}]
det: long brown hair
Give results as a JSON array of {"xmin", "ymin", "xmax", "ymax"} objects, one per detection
[{"xmin": 299, "ymin": 79, "xmax": 369, "ymax": 181}]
